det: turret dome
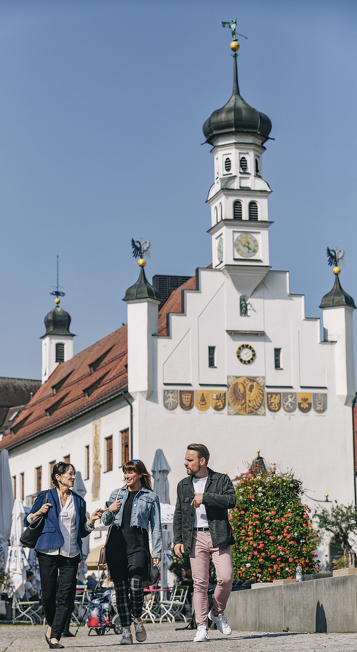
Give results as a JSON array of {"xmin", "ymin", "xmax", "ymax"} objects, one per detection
[
  {"xmin": 42, "ymin": 302, "xmax": 73, "ymax": 338},
  {"xmin": 203, "ymin": 53, "xmax": 272, "ymax": 145}
]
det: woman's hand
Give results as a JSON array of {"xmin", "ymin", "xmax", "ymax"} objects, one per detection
[
  {"xmin": 88, "ymin": 509, "xmax": 104, "ymax": 528},
  {"xmin": 108, "ymin": 499, "xmax": 121, "ymax": 513},
  {"xmin": 152, "ymin": 557, "xmax": 160, "ymax": 567},
  {"xmin": 34, "ymin": 503, "xmax": 52, "ymax": 519}
]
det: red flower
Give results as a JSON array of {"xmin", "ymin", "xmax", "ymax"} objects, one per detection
[
  {"xmin": 271, "ymin": 511, "xmax": 276, "ymax": 515},
  {"xmin": 289, "ymin": 558, "xmax": 293, "ymax": 562}
]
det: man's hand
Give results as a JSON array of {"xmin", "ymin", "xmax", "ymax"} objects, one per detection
[
  {"xmin": 174, "ymin": 543, "xmax": 185, "ymax": 559},
  {"xmin": 152, "ymin": 557, "xmax": 160, "ymax": 567},
  {"xmin": 191, "ymin": 493, "xmax": 203, "ymax": 508}
]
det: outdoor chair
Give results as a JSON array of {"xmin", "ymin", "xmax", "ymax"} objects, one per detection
[
  {"xmin": 159, "ymin": 585, "xmax": 188, "ymax": 623},
  {"xmin": 70, "ymin": 585, "xmax": 89, "ymax": 627},
  {"xmin": 142, "ymin": 591, "xmax": 161, "ymax": 624},
  {"xmin": 13, "ymin": 597, "xmax": 42, "ymax": 625}
]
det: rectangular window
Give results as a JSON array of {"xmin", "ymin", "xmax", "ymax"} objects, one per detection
[
  {"xmin": 121, "ymin": 429, "xmax": 129, "ymax": 466},
  {"xmin": 274, "ymin": 348, "xmax": 282, "ymax": 370},
  {"xmin": 208, "ymin": 346, "xmax": 216, "ymax": 368},
  {"xmin": 36, "ymin": 466, "xmax": 42, "ymax": 494},
  {"xmin": 105, "ymin": 436, "xmax": 113, "ymax": 472},
  {"xmin": 20, "ymin": 472, "xmax": 24, "ymax": 500},
  {"xmin": 12, "ymin": 475, "xmax": 16, "ymax": 499},
  {"xmin": 49, "ymin": 460, "xmax": 56, "ymax": 487},
  {"xmin": 56, "ymin": 343, "xmax": 65, "ymax": 363},
  {"xmin": 63, "ymin": 455, "xmax": 70, "ymax": 464},
  {"xmin": 85, "ymin": 445, "xmax": 90, "ymax": 480}
]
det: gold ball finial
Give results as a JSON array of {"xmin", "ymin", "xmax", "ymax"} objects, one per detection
[
  {"xmin": 55, "ymin": 298, "xmax": 60, "ymax": 304},
  {"xmin": 230, "ymin": 40, "xmax": 240, "ymax": 52},
  {"xmin": 333, "ymin": 266, "xmax": 340, "ymax": 275},
  {"xmin": 290, "ymin": 472, "xmax": 294, "ymax": 477},
  {"xmin": 257, "ymin": 449, "xmax": 260, "ymax": 454},
  {"xmin": 325, "ymin": 493, "xmax": 329, "ymax": 498},
  {"xmin": 138, "ymin": 258, "xmax": 146, "ymax": 268}
]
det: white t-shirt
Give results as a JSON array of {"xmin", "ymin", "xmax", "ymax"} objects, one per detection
[
  {"xmin": 24, "ymin": 581, "xmax": 36, "ymax": 600},
  {"xmin": 193, "ymin": 476, "xmax": 209, "ymax": 528}
]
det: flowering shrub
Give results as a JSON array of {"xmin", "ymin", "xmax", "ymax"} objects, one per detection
[{"xmin": 230, "ymin": 463, "xmax": 319, "ymax": 582}]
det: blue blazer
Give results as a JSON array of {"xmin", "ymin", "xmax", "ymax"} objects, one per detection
[{"xmin": 26, "ymin": 488, "xmax": 90, "ymax": 558}]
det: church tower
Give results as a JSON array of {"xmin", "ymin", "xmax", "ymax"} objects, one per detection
[
  {"xmin": 203, "ymin": 39, "xmax": 273, "ymax": 297},
  {"xmin": 41, "ymin": 298, "xmax": 74, "ymax": 384}
]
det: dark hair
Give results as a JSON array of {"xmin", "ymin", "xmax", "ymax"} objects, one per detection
[
  {"xmin": 26, "ymin": 570, "xmax": 34, "ymax": 578},
  {"xmin": 51, "ymin": 461, "xmax": 76, "ymax": 488},
  {"xmin": 187, "ymin": 443, "xmax": 210, "ymax": 464},
  {"xmin": 123, "ymin": 459, "xmax": 152, "ymax": 491},
  {"xmin": 184, "ymin": 569, "xmax": 192, "ymax": 581}
]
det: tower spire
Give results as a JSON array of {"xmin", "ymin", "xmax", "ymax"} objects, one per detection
[
  {"xmin": 232, "ymin": 52, "xmax": 240, "ymax": 97},
  {"xmin": 50, "ymin": 255, "xmax": 65, "ymax": 304}
]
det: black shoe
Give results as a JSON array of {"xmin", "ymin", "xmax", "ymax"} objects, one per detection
[
  {"xmin": 49, "ymin": 644, "xmax": 64, "ymax": 649},
  {"xmin": 62, "ymin": 632, "xmax": 75, "ymax": 637},
  {"xmin": 45, "ymin": 635, "xmax": 50, "ymax": 646}
]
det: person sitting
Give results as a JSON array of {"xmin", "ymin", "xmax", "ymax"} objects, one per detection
[
  {"xmin": 24, "ymin": 571, "xmax": 39, "ymax": 602},
  {"xmin": 86, "ymin": 573, "xmax": 97, "ymax": 592}
]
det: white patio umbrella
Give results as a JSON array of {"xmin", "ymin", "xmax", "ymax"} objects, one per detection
[
  {"xmin": 73, "ymin": 470, "xmax": 89, "ymax": 584},
  {"xmin": 5, "ymin": 499, "xmax": 29, "ymax": 597},
  {"xmin": 151, "ymin": 449, "xmax": 171, "ymax": 504},
  {"xmin": 0, "ymin": 449, "xmax": 14, "ymax": 567}
]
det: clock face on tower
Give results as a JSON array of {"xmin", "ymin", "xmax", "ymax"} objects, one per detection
[
  {"xmin": 236, "ymin": 344, "xmax": 256, "ymax": 365},
  {"xmin": 217, "ymin": 237, "xmax": 223, "ymax": 263},
  {"xmin": 234, "ymin": 233, "xmax": 259, "ymax": 259}
]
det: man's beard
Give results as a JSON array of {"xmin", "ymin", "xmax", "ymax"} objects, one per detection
[{"xmin": 186, "ymin": 467, "xmax": 199, "ymax": 476}]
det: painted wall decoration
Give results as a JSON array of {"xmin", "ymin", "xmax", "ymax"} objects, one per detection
[
  {"xmin": 267, "ymin": 392, "xmax": 281, "ymax": 413},
  {"xmin": 91, "ymin": 419, "xmax": 101, "ymax": 502},
  {"xmin": 313, "ymin": 393, "xmax": 328, "ymax": 413},
  {"xmin": 282, "ymin": 393, "xmax": 297, "ymax": 413},
  {"xmin": 211, "ymin": 391, "xmax": 226, "ymax": 412},
  {"xmin": 179, "ymin": 390, "xmax": 194, "ymax": 411},
  {"xmin": 298, "ymin": 393, "xmax": 312, "ymax": 413},
  {"xmin": 163, "ymin": 390, "xmax": 178, "ymax": 411},
  {"xmin": 195, "ymin": 391, "xmax": 210, "ymax": 411},
  {"xmin": 228, "ymin": 376, "xmax": 265, "ymax": 416}
]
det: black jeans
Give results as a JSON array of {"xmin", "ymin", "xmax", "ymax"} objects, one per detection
[{"xmin": 37, "ymin": 552, "xmax": 80, "ymax": 641}]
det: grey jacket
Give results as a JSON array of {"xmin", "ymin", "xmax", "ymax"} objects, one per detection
[
  {"xmin": 102, "ymin": 486, "xmax": 162, "ymax": 558},
  {"xmin": 173, "ymin": 468, "xmax": 236, "ymax": 553}
]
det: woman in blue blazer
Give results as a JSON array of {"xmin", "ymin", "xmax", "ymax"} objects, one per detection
[{"xmin": 27, "ymin": 461, "xmax": 102, "ymax": 649}]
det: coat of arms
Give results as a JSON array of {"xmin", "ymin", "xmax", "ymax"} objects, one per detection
[
  {"xmin": 195, "ymin": 391, "xmax": 210, "ymax": 411},
  {"xmin": 298, "ymin": 393, "xmax": 312, "ymax": 413},
  {"xmin": 163, "ymin": 390, "xmax": 178, "ymax": 411},
  {"xmin": 267, "ymin": 392, "xmax": 281, "ymax": 413},
  {"xmin": 282, "ymin": 393, "xmax": 297, "ymax": 413},
  {"xmin": 179, "ymin": 390, "xmax": 194, "ymax": 411},
  {"xmin": 227, "ymin": 376, "xmax": 265, "ymax": 416},
  {"xmin": 313, "ymin": 393, "xmax": 328, "ymax": 414},
  {"xmin": 211, "ymin": 391, "xmax": 226, "ymax": 412}
]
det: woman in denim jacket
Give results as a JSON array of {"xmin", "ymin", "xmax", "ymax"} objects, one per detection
[{"xmin": 102, "ymin": 459, "xmax": 162, "ymax": 645}]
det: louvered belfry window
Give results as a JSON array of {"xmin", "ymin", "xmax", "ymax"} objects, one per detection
[
  {"xmin": 224, "ymin": 157, "xmax": 231, "ymax": 172},
  {"xmin": 56, "ymin": 343, "xmax": 65, "ymax": 363},
  {"xmin": 249, "ymin": 201, "xmax": 258, "ymax": 221},
  {"xmin": 233, "ymin": 200, "xmax": 242, "ymax": 220},
  {"xmin": 240, "ymin": 156, "xmax": 248, "ymax": 172}
]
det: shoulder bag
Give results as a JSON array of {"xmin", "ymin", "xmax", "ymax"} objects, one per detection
[
  {"xmin": 20, "ymin": 490, "xmax": 49, "ymax": 549},
  {"xmin": 98, "ymin": 489, "xmax": 121, "ymax": 567}
]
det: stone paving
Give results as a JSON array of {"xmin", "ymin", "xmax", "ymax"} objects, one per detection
[{"xmin": 1, "ymin": 624, "xmax": 357, "ymax": 652}]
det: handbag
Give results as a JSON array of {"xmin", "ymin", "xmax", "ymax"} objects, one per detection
[
  {"xmin": 20, "ymin": 490, "xmax": 49, "ymax": 549},
  {"xmin": 98, "ymin": 489, "xmax": 121, "ymax": 567}
]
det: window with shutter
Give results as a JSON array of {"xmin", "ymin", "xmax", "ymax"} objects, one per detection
[
  {"xmin": 36, "ymin": 466, "xmax": 42, "ymax": 494},
  {"xmin": 233, "ymin": 200, "xmax": 242, "ymax": 220},
  {"xmin": 20, "ymin": 473, "xmax": 24, "ymax": 500},
  {"xmin": 240, "ymin": 156, "xmax": 248, "ymax": 172},
  {"xmin": 219, "ymin": 203, "xmax": 222, "ymax": 220},
  {"xmin": 121, "ymin": 429, "xmax": 129, "ymax": 465},
  {"xmin": 249, "ymin": 201, "xmax": 258, "ymax": 221},
  {"xmin": 85, "ymin": 446, "xmax": 90, "ymax": 480},
  {"xmin": 224, "ymin": 157, "xmax": 231, "ymax": 172},
  {"xmin": 12, "ymin": 476, "xmax": 16, "ymax": 499},
  {"xmin": 106, "ymin": 436, "xmax": 113, "ymax": 472},
  {"xmin": 56, "ymin": 343, "xmax": 65, "ymax": 363}
]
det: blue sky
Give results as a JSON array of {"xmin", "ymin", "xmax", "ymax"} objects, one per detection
[{"xmin": 1, "ymin": 0, "xmax": 356, "ymax": 379}]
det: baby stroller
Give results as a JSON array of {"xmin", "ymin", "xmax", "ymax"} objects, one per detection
[{"xmin": 87, "ymin": 574, "xmax": 122, "ymax": 636}]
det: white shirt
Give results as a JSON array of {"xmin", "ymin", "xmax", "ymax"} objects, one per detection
[
  {"xmin": 24, "ymin": 580, "xmax": 36, "ymax": 600},
  {"xmin": 193, "ymin": 476, "xmax": 209, "ymax": 528},
  {"xmin": 42, "ymin": 492, "xmax": 80, "ymax": 558}
]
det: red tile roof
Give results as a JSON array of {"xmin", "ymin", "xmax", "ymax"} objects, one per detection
[{"xmin": 0, "ymin": 269, "xmax": 204, "ymax": 452}]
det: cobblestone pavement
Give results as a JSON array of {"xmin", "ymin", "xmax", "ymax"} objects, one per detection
[{"xmin": 1, "ymin": 624, "xmax": 357, "ymax": 652}]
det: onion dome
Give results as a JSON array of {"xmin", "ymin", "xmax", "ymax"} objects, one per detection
[
  {"xmin": 41, "ymin": 300, "xmax": 74, "ymax": 338},
  {"xmin": 203, "ymin": 54, "xmax": 272, "ymax": 145},
  {"xmin": 123, "ymin": 266, "xmax": 161, "ymax": 303},
  {"xmin": 250, "ymin": 449, "xmax": 267, "ymax": 473},
  {"xmin": 319, "ymin": 275, "xmax": 356, "ymax": 310}
]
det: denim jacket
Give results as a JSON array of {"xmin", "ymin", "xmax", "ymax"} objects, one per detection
[{"xmin": 102, "ymin": 486, "xmax": 162, "ymax": 558}]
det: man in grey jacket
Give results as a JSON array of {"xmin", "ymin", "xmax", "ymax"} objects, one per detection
[{"xmin": 173, "ymin": 444, "xmax": 236, "ymax": 642}]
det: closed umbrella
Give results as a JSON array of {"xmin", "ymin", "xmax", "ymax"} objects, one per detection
[
  {"xmin": 5, "ymin": 499, "xmax": 29, "ymax": 597},
  {"xmin": 73, "ymin": 470, "xmax": 86, "ymax": 499},
  {"xmin": 73, "ymin": 470, "xmax": 89, "ymax": 584},
  {"xmin": 151, "ymin": 449, "xmax": 171, "ymax": 504},
  {"xmin": 0, "ymin": 449, "xmax": 14, "ymax": 567}
]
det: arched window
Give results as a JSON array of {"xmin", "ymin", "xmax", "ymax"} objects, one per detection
[
  {"xmin": 240, "ymin": 156, "xmax": 248, "ymax": 172},
  {"xmin": 56, "ymin": 343, "xmax": 65, "ymax": 363},
  {"xmin": 255, "ymin": 158, "xmax": 259, "ymax": 175},
  {"xmin": 249, "ymin": 201, "xmax": 258, "ymax": 221},
  {"xmin": 224, "ymin": 157, "xmax": 231, "ymax": 172},
  {"xmin": 233, "ymin": 200, "xmax": 242, "ymax": 220},
  {"xmin": 219, "ymin": 203, "xmax": 223, "ymax": 220},
  {"xmin": 214, "ymin": 207, "xmax": 218, "ymax": 224}
]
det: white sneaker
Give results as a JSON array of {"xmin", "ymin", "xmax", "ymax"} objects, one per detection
[
  {"xmin": 119, "ymin": 627, "xmax": 133, "ymax": 645},
  {"xmin": 208, "ymin": 609, "xmax": 232, "ymax": 635},
  {"xmin": 133, "ymin": 618, "xmax": 147, "ymax": 642},
  {"xmin": 193, "ymin": 626, "xmax": 209, "ymax": 642}
]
